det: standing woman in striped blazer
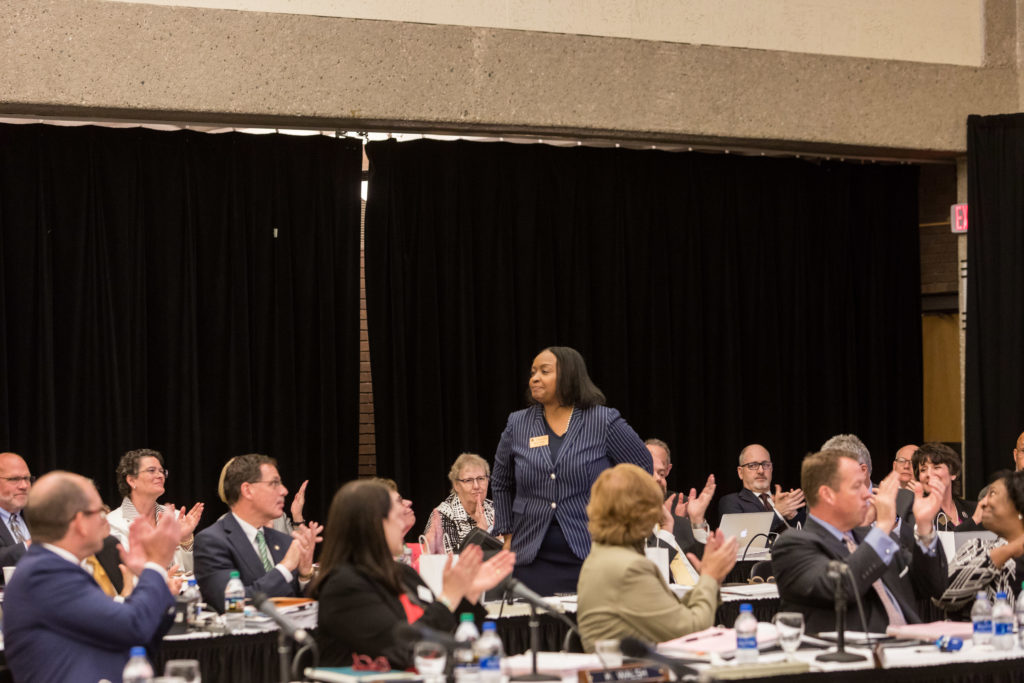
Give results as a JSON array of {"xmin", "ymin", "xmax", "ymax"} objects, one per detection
[{"xmin": 491, "ymin": 346, "xmax": 653, "ymax": 596}]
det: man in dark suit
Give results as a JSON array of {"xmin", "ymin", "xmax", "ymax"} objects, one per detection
[
  {"xmin": 718, "ymin": 444, "xmax": 806, "ymax": 535},
  {"xmin": 772, "ymin": 449, "xmax": 948, "ymax": 634},
  {"xmin": 0, "ymin": 452, "xmax": 33, "ymax": 573},
  {"xmin": 3, "ymin": 470, "xmax": 179, "ymax": 683},
  {"xmin": 194, "ymin": 453, "xmax": 320, "ymax": 611}
]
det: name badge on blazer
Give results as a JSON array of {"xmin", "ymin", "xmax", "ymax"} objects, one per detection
[
  {"xmin": 417, "ymin": 585, "xmax": 435, "ymax": 603},
  {"xmin": 529, "ymin": 435, "xmax": 549, "ymax": 448}
]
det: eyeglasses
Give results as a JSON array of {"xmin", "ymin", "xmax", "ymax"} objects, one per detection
[
  {"xmin": 0, "ymin": 476, "xmax": 35, "ymax": 485},
  {"xmin": 79, "ymin": 507, "xmax": 107, "ymax": 519},
  {"xmin": 894, "ymin": 457, "xmax": 912, "ymax": 466},
  {"xmin": 740, "ymin": 461, "xmax": 773, "ymax": 471},
  {"xmin": 351, "ymin": 653, "xmax": 390, "ymax": 672},
  {"xmin": 137, "ymin": 467, "xmax": 169, "ymax": 478},
  {"xmin": 456, "ymin": 476, "xmax": 490, "ymax": 486},
  {"xmin": 250, "ymin": 479, "xmax": 284, "ymax": 488}
]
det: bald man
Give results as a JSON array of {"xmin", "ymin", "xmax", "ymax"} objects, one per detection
[
  {"xmin": 0, "ymin": 452, "xmax": 33, "ymax": 571},
  {"xmin": 892, "ymin": 444, "xmax": 918, "ymax": 488},
  {"xmin": 1014, "ymin": 432, "xmax": 1024, "ymax": 472},
  {"xmin": 3, "ymin": 471, "xmax": 179, "ymax": 683},
  {"xmin": 718, "ymin": 444, "xmax": 806, "ymax": 535}
]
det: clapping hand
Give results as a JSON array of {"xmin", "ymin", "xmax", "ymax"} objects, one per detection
[
  {"xmin": 911, "ymin": 476, "xmax": 944, "ymax": 536},
  {"xmin": 176, "ymin": 502, "xmax": 204, "ymax": 543},
  {"xmin": 772, "ymin": 486, "xmax": 805, "ymax": 520},
  {"xmin": 687, "ymin": 474, "xmax": 716, "ymax": 526}
]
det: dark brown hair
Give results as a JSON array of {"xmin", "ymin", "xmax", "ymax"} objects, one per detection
[
  {"xmin": 115, "ymin": 448, "xmax": 165, "ymax": 499},
  {"xmin": 913, "ymin": 442, "xmax": 962, "ymax": 497},
  {"xmin": 310, "ymin": 480, "xmax": 404, "ymax": 598},
  {"xmin": 222, "ymin": 454, "xmax": 278, "ymax": 506}
]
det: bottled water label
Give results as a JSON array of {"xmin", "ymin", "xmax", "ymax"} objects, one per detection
[
  {"xmin": 995, "ymin": 621, "xmax": 1013, "ymax": 636},
  {"xmin": 479, "ymin": 656, "xmax": 500, "ymax": 671},
  {"xmin": 974, "ymin": 619, "xmax": 992, "ymax": 634},
  {"xmin": 737, "ymin": 636, "xmax": 757, "ymax": 649}
]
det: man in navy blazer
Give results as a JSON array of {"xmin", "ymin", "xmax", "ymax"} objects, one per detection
[
  {"xmin": 194, "ymin": 454, "xmax": 320, "ymax": 611},
  {"xmin": 717, "ymin": 444, "xmax": 806, "ymax": 535},
  {"xmin": 772, "ymin": 450, "xmax": 948, "ymax": 634},
  {"xmin": 3, "ymin": 471, "xmax": 179, "ymax": 683}
]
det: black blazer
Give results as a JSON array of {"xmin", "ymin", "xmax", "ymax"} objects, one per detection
[
  {"xmin": 771, "ymin": 517, "xmax": 948, "ymax": 634},
  {"xmin": 0, "ymin": 514, "xmax": 27, "ymax": 580},
  {"xmin": 717, "ymin": 488, "xmax": 806, "ymax": 535},
  {"xmin": 316, "ymin": 562, "xmax": 486, "ymax": 669}
]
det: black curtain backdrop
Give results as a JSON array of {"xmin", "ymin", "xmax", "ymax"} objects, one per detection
[
  {"xmin": 0, "ymin": 124, "xmax": 363, "ymax": 526},
  {"xmin": 364, "ymin": 139, "xmax": 923, "ymax": 524},
  {"xmin": 966, "ymin": 113, "xmax": 1024, "ymax": 482}
]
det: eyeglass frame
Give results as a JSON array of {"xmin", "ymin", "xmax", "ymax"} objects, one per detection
[
  {"xmin": 455, "ymin": 475, "xmax": 490, "ymax": 486},
  {"xmin": 739, "ymin": 461, "xmax": 773, "ymax": 472},
  {"xmin": 136, "ymin": 467, "xmax": 169, "ymax": 478},
  {"xmin": 0, "ymin": 476, "xmax": 35, "ymax": 485},
  {"xmin": 249, "ymin": 478, "xmax": 285, "ymax": 489}
]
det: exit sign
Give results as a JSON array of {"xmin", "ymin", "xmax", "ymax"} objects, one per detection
[{"xmin": 951, "ymin": 203, "xmax": 968, "ymax": 233}]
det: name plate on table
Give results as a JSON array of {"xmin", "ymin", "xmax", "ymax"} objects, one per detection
[{"xmin": 578, "ymin": 665, "xmax": 667, "ymax": 683}]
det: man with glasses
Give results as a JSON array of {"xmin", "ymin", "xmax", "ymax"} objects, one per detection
[
  {"xmin": 0, "ymin": 452, "xmax": 34, "ymax": 573},
  {"xmin": 3, "ymin": 470, "xmax": 180, "ymax": 683},
  {"xmin": 194, "ymin": 454, "xmax": 322, "ymax": 611},
  {"xmin": 892, "ymin": 444, "xmax": 918, "ymax": 488},
  {"xmin": 1013, "ymin": 432, "xmax": 1024, "ymax": 472},
  {"xmin": 718, "ymin": 444, "xmax": 805, "ymax": 534}
]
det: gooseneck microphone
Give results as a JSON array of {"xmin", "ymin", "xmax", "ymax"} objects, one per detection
[{"xmin": 619, "ymin": 637, "xmax": 698, "ymax": 679}]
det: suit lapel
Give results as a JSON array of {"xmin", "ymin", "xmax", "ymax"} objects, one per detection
[
  {"xmin": 0, "ymin": 517, "xmax": 16, "ymax": 547},
  {"xmin": 222, "ymin": 515, "xmax": 267, "ymax": 580},
  {"xmin": 805, "ymin": 518, "xmax": 850, "ymax": 559},
  {"xmin": 264, "ymin": 528, "xmax": 289, "ymax": 563},
  {"xmin": 529, "ymin": 406, "xmax": 556, "ymax": 467}
]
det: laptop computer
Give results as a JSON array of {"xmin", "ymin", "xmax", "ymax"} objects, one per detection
[{"xmin": 718, "ymin": 511, "xmax": 776, "ymax": 558}]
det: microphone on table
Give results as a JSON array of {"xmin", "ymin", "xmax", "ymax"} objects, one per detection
[
  {"xmin": 393, "ymin": 622, "xmax": 470, "ymax": 650},
  {"xmin": 619, "ymin": 637, "xmax": 698, "ymax": 679},
  {"xmin": 252, "ymin": 591, "xmax": 310, "ymax": 644},
  {"xmin": 497, "ymin": 577, "xmax": 582, "ymax": 651}
]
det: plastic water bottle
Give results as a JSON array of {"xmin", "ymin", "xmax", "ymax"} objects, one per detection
[
  {"xmin": 224, "ymin": 570, "xmax": 245, "ymax": 632},
  {"xmin": 475, "ymin": 621, "xmax": 504, "ymax": 683},
  {"xmin": 993, "ymin": 592, "xmax": 1014, "ymax": 650},
  {"xmin": 122, "ymin": 646, "xmax": 154, "ymax": 683},
  {"xmin": 453, "ymin": 613, "xmax": 480, "ymax": 683},
  {"xmin": 734, "ymin": 603, "xmax": 758, "ymax": 662},
  {"xmin": 182, "ymin": 578, "xmax": 202, "ymax": 627},
  {"xmin": 1016, "ymin": 583, "xmax": 1024, "ymax": 648},
  {"xmin": 972, "ymin": 591, "xmax": 993, "ymax": 646}
]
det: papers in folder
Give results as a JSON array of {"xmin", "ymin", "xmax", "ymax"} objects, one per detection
[{"xmin": 658, "ymin": 623, "xmax": 778, "ymax": 657}]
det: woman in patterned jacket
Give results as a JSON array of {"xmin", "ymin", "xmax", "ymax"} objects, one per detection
[{"xmin": 423, "ymin": 453, "xmax": 496, "ymax": 554}]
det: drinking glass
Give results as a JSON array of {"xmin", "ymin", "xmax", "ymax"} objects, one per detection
[
  {"xmin": 772, "ymin": 612, "xmax": 804, "ymax": 659},
  {"xmin": 414, "ymin": 641, "xmax": 447, "ymax": 683},
  {"xmin": 164, "ymin": 659, "xmax": 201, "ymax": 682}
]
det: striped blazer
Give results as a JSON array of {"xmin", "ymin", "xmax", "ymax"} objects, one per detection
[{"xmin": 491, "ymin": 404, "xmax": 652, "ymax": 564}]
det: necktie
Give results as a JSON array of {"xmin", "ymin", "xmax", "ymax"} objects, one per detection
[
  {"xmin": 670, "ymin": 551, "xmax": 698, "ymax": 586},
  {"xmin": 843, "ymin": 532, "xmax": 906, "ymax": 626},
  {"xmin": 84, "ymin": 556, "xmax": 118, "ymax": 598},
  {"xmin": 759, "ymin": 493, "xmax": 772, "ymax": 512},
  {"xmin": 256, "ymin": 529, "xmax": 274, "ymax": 572},
  {"xmin": 8, "ymin": 513, "xmax": 25, "ymax": 543}
]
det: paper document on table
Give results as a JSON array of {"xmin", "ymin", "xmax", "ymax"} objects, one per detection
[
  {"xmin": 659, "ymin": 623, "xmax": 777, "ymax": 656},
  {"xmin": 886, "ymin": 620, "xmax": 973, "ymax": 641},
  {"xmin": 503, "ymin": 652, "xmax": 603, "ymax": 677},
  {"xmin": 719, "ymin": 583, "xmax": 779, "ymax": 598}
]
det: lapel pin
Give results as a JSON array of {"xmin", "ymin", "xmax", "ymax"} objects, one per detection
[{"xmin": 273, "ymin": 545, "xmax": 280, "ymax": 551}]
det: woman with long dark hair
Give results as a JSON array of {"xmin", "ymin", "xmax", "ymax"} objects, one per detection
[
  {"xmin": 491, "ymin": 346, "xmax": 651, "ymax": 596},
  {"xmin": 312, "ymin": 480, "xmax": 514, "ymax": 669}
]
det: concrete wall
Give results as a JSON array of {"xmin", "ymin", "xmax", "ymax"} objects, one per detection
[
  {"xmin": 104, "ymin": 0, "xmax": 988, "ymax": 66},
  {"xmin": 1, "ymin": 0, "xmax": 1018, "ymax": 156}
]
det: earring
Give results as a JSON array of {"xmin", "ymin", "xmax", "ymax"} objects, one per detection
[{"xmin": 1018, "ymin": 513, "xmax": 1022, "ymax": 521}]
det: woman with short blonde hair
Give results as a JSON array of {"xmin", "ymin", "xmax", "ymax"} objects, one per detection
[
  {"xmin": 423, "ymin": 453, "xmax": 496, "ymax": 554},
  {"xmin": 576, "ymin": 464, "xmax": 738, "ymax": 652}
]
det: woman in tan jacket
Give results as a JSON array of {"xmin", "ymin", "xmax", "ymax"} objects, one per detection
[{"xmin": 576, "ymin": 463, "xmax": 738, "ymax": 651}]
